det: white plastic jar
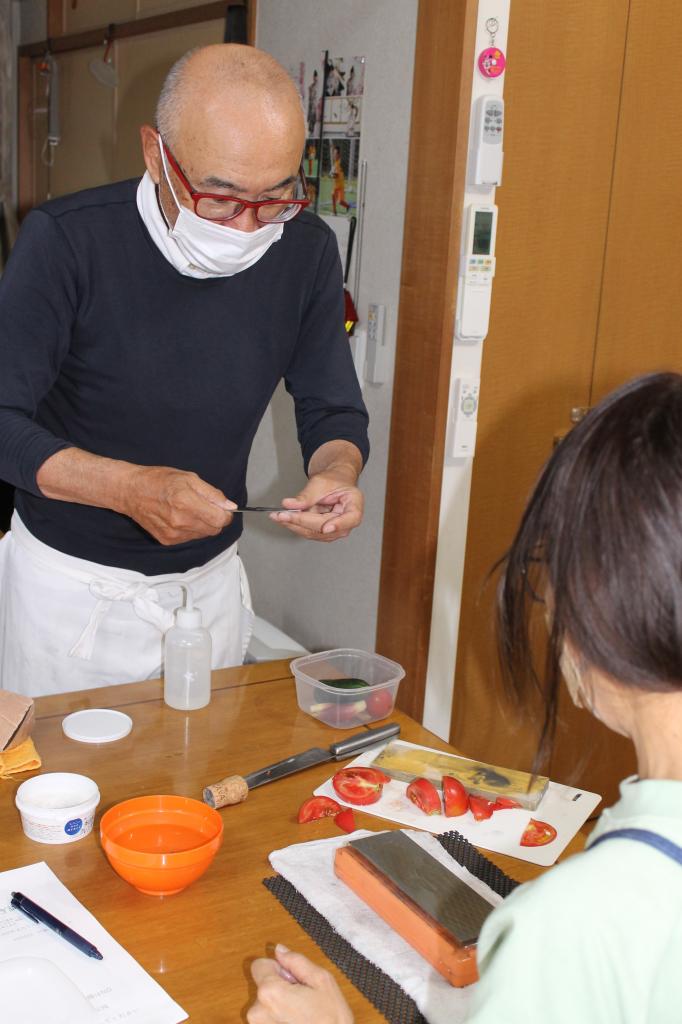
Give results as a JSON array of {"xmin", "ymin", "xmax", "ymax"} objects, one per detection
[{"xmin": 15, "ymin": 773, "xmax": 100, "ymax": 844}]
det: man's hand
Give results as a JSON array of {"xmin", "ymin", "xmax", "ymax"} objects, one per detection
[
  {"xmin": 247, "ymin": 945, "xmax": 354, "ymax": 1024},
  {"xmin": 270, "ymin": 440, "xmax": 364, "ymax": 543},
  {"xmin": 122, "ymin": 465, "xmax": 235, "ymax": 545},
  {"xmin": 36, "ymin": 448, "xmax": 236, "ymax": 546}
]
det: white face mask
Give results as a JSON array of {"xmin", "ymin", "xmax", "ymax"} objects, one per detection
[{"xmin": 158, "ymin": 141, "xmax": 283, "ymax": 277}]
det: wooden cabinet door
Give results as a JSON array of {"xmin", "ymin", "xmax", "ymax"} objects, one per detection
[
  {"xmin": 546, "ymin": 0, "xmax": 682, "ymax": 802},
  {"xmin": 547, "ymin": 0, "xmax": 682, "ymax": 798},
  {"xmin": 591, "ymin": 0, "xmax": 682, "ymax": 400},
  {"xmin": 450, "ymin": 0, "xmax": 636, "ymax": 805}
]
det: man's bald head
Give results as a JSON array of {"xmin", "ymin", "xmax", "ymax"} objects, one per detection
[
  {"xmin": 142, "ymin": 45, "xmax": 307, "ymax": 231},
  {"xmin": 156, "ymin": 44, "xmax": 305, "ymax": 150}
]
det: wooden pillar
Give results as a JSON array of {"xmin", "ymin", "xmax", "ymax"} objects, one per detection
[{"xmin": 376, "ymin": 0, "xmax": 477, "ymax": 721}]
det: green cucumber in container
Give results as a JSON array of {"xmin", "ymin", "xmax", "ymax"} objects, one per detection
[
  {"xmin": 309, "ymin": 677, "xmax": 370, "ymax": 719},
  {"xmin": 319, "ymin": 677, "xmax": 369, "ymax": 690}
]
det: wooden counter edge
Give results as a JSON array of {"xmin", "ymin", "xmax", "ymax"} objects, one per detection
[{"xmin": 32, "ymin": 658, "xmax": 294, "ymax": 719}]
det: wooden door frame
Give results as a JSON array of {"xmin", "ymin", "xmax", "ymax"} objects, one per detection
[{"xmin": 376, "ymin": 0, "xmax": 477, "ymax": 721}]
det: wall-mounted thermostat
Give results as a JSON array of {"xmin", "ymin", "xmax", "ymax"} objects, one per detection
[
  {"xmin": 455, "ymin": 203, "xmax": 498, "ymax": 342},
  {"xmin": 471, "ymin": 94, "xmax": 504, "ymax": 186}
]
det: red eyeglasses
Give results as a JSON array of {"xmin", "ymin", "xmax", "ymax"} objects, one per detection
[{"xmin": 160, "ymin": 137, "xmax": 310, "ymax": 224}]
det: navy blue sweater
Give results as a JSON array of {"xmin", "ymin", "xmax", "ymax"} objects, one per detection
[{"xmin": 0, "ymin": 179, "xmax": 369, "ymax": 573}]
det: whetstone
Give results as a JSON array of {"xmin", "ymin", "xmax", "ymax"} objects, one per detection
[
  {"xmin": 334, "ymin": 831, "xmax": 495, "ymax": 987},
  {"xmin": 371, "ymin": 740, "xmax": 548, "ymax": 809}
]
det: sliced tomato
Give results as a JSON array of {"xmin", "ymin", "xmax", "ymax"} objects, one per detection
[
  {"xmin": 493, "ymin": 797, "xmax": 522, "ymax": 810},
  {"xmin": 366, "ymin": 688, "xmax": 394, "ymax": 719},
  {"xmin": 442, "ymin": 776, "xmax": 468, "ymax": 817},
  {"xmin": 297, "ymin": 796, "xmax": 342, "ymax": 823},
  {"xmin": 362, "ymin": 767, "xmax": 392, "ymax": 785},
  {"xmin": 332, "ymin": 767, "xmax": 384, "ymax": 805},
  {"xmin": 520, "ymin": 819, "xmax": 557, "ymax": 847},
  {"xmin": 334, "ymin": 808, "xmax": 357, "ymax": 833},
  {"xmin": 406, "ymin": 777, "xmax": 442, "ymax": 815},
  {"xmin": 469, "ymin": 795, "xmax": 496, "ymax": 821}
]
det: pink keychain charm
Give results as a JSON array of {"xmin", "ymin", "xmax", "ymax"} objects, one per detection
[{"xmin": 478, "ymin": 17, "xmax": 506, "ymax": 79}]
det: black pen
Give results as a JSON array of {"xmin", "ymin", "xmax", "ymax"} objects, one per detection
[{"xmin": 10, "ymin": 891, "xmax": 103, "ymax": 960}]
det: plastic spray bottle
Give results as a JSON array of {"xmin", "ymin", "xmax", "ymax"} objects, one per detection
[{"xmin": 163, "ymin": 586, "xmax": 212, "ymax": 711}]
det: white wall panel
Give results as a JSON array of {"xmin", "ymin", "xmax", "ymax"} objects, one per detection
[{"xmin": 240, "ymin": 0, "xmax": 418, "ymax": 653}]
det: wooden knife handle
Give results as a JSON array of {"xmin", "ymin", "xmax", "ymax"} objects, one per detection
[{"xmin": 203, "ymin": 774, "xmax": 249, "ymax": 808}]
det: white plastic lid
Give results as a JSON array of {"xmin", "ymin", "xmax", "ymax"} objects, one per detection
[
  {"xmin": 175, "ymin": 605, "xmax": 202, "ymax": 628},
  {"xmin": 62, "ymin": 708, "xmax": 133, "ymax": 744}
]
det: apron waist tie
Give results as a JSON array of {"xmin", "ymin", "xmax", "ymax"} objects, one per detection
[{"xmin": 69, "ymin": 580, "xmax": 176, "ymax": 661}]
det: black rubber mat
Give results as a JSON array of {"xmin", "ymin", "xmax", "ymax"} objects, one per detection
[{"xmin": 263, "ymin": 830, "xmax": 519, "ymax": 1023}]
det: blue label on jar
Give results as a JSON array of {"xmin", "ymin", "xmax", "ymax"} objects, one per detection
[{"xmin": 64, "ymin": 818, "xmax": 83, "ymax": 836}]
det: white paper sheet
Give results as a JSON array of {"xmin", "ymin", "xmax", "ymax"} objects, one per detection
[
  {"xmin": 270, "ymin": 829, "xmax": 499, "ymax": 1024},
  {"xmin": 314, "ymin": 740, "xmax": 602, "ymax": 866},
  {"xmin": 0, "ymin": 862, "xmax": 187, "ymax": 1024}
]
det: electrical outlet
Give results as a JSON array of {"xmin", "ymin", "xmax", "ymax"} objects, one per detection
[
  {"xmin": 367, "ymin": 303, "xmax": 385, "ymax": 346},
  {"xmin": 366, "ymin": 303, "xmax": 389, "ymax": 384}
]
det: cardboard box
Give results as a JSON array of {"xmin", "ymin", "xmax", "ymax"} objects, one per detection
[{"xmin": 0, "ymin": 690, "xmax": 35, "ymax": 751}]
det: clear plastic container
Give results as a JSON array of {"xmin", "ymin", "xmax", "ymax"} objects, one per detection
[{"xmin": 291, "ymin": 649, "xmax": 405, "ymax": 729}]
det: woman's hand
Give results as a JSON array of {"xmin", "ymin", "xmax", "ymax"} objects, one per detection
[{"xmin": 247, "ymin": 944, "xmax": 354, "ymax": 1024}]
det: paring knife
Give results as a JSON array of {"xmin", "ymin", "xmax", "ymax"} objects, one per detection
[
  {"xmin": 235, "ymin": 506, "xmax": 340, "ymax": 514},
  {"xmin": 203, "ymin": 721, "xmax": 400, "ymax": 808}
]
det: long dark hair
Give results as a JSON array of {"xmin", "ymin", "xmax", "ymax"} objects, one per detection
[{"xmin": 497, "ymin": 373, "xmax": 682, "ymax": 772}]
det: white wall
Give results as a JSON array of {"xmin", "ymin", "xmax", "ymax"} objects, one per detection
[
  {"xmin": 241, "ymin": 0, "xmax": 418, "ymax": 653},
  {"xmin": 422, "ymin": 0, "xmax": 511, "ymax": 739}
]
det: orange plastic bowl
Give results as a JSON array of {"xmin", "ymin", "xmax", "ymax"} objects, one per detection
[{"xmin": 100, "ymin": 795, "xmax": 223, "ymax": 896}]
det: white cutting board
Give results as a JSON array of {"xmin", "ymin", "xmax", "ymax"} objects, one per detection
[{"xmin": 314, "ymin": 740, "xmax": 602, "ymax": 867}]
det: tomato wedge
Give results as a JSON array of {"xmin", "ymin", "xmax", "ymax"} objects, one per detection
[
  {"xmin": 297, "ymin": 796, "xmax": 342, "ymax": 823},
  {"xmin": 334, "ymin": 808, "xmax": 357, "ymax": 833},
  {"xmin": 469, "ymin": 795, "xmax": 496, "ymax": 821},
  {"xmin": 442, "ymin": 776, "xmax": 468, "ymax": 817},
  {"xmin": 332, "ymin": 767, "xmax": 384, "ymax": 805},
  {"xmin": 406, "ymin": 777, "xmax": 442, "ymax": 815},
  {"xmin": 493, "ymin": 797, "xmax": 522, "ymax": 810},
  {"xmin": 520, "ymin": 819, "xmax": 557, "ymax": 847}
]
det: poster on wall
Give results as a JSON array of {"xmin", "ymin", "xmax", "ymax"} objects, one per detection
[{"xmin": 288, "ymin": 53, "xmax": 366, "ymax": 220}]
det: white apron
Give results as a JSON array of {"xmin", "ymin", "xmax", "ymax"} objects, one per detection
[{"xmin": 0, "ymin": 514, "xmax": 254, "ymax": 697}]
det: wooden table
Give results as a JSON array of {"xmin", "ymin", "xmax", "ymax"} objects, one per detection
[{"xmin": 0, "ymin": 662, "xmax": 586, "ymax": 1022}]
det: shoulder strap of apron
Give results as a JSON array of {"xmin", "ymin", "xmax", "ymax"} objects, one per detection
[{"xmin": 590, "ymin": 828, "xmax": 682, "ymax": 865}]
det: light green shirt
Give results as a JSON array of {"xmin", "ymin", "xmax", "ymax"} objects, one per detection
[{"xmin": 467, "ymin": 777, "xmax": 682, "ymax": 1023}]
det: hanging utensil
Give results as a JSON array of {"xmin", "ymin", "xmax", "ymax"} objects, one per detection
[
  {"xmin": 89, "ymin": 25, "xmax": 118, "ymax": 88},
  {"xmin": 344, "ymin": 215, "xmax": 359, "ymax": 334}
]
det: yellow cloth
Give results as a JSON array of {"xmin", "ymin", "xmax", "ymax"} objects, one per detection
[{"xmin": 0, "ymin": 737, "xmax": 42, "ymax": 778}]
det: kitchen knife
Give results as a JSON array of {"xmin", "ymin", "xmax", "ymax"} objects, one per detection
[
  {"xmin": 203, "ymin": 721, "xmax": 400, "ymax": 808},
  {"xmin": 235, "ymin": 506, "xmax": 286, "ymax": 512},
  {"xmin": 235, "ymin": 506, "xmax": 341, "ymax": 514}
]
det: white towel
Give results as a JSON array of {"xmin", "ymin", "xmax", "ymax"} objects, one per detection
[{"xmin": 269, "ymin": 829, "xmax": 503, "ymax": 1024}]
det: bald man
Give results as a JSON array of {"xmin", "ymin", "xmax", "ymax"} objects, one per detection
[{"xmin": 0, "ymin": 45, "xmax": 369, "ymax": 696}]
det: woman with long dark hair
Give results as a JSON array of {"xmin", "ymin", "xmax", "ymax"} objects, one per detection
[{"xmin": 247, "ymin": 373, "xmax": 682, "ymax": 1024}]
